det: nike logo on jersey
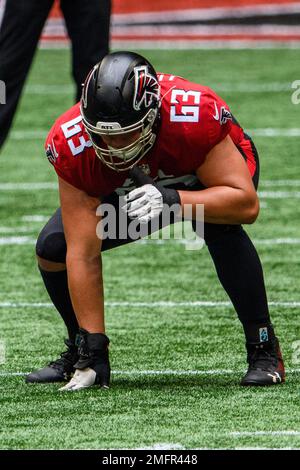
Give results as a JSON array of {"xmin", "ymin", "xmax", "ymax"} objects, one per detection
[{"xmin": 213, "ymin": 101, "xmax": 219, "ymax": 121}]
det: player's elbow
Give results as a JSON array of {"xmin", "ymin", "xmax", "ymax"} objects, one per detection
[{"xmin": 242, "ymin": 194, "xmax": 260, "ymax": 224}]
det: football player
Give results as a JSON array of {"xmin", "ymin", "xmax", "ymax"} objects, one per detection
[{"xmin": 26, "ymin": 51, "xmax": 285, "ymax": 390}]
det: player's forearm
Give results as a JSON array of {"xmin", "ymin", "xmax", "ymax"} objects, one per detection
[
  {"xmin": 178, "ymin": 186, "xmax": 259, "ymax": 224},
  {"xmin": 66, "ymin": 253, "xmax": 105, "ymax": 333}
]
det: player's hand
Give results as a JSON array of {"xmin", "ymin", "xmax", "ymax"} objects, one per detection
[
  {"xmin": 123, "ymin": 166, "xmax": 181, "ymax": 224},
  {"xmin": 59, "ymin": 330, "xmax": 110, "ymax": 391},
  {"xmin": 59, "ymin": 365, "xmax": 110, "ymax": 391},
  {"xmin": 124, "ymin": 183, "xmax": 164, "ymax": 224}
]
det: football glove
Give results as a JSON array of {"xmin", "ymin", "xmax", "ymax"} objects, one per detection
[
  {"xmin": 123, "ymin": 166, "xmax": 181, "ymax": 224},
  {"xmin": 59, "ymin": 328, "xmax": 110, "ymax": 391}
]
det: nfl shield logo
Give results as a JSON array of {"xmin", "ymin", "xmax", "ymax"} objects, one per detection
[{"xmin": 259, "ymin": 327, "xmax": 269, "ymax": 342}]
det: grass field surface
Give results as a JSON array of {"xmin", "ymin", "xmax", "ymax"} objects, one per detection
[{"xmin": 0, "ymin": 48, "xmax": 299, "ymax": 450}]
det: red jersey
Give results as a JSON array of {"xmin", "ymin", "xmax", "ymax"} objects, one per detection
[{"xmin": 45, "ymin": 73, "xmax": 257, "ymax": 198}]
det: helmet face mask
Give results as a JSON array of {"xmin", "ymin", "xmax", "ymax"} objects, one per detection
[
  {"xmin": 80, "ymin": 52, "xmax": 161, "ymax": 172},
  {"xmin": 83, "ymin": 108, "xmax": 158, "ymax": 171}
]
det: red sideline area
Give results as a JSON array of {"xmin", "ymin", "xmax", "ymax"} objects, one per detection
[
  {"xmin": 42, "ymin": 0, "xmax": 300, "ymax": 46},
  {"xmin": 112, "ymin": 0, "xmax": 300, "ymax": 12}
]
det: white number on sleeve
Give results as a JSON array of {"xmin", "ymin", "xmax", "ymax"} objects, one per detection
[{"xmin": 61, "ymin": 115, "xmax": 92, "ymax": 156}]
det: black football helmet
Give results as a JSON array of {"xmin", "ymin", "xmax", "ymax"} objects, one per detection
[{"xmin": 80, "ymin": 51, "xmax": 161, "ymax": 171}]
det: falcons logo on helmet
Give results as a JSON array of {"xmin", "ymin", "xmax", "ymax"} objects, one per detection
[{"xmin": 133, "ymin": 65, "xmax": 160, "ymax": 111}]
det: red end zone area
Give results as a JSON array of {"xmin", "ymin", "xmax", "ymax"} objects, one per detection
[{"xmin": 20, "ymin": 0, "xmax": 300, "ymax": 47}]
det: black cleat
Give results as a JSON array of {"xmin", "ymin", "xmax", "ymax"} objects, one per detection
[
  {"xmin": 241, "ymin": 337, "xmax": 285, "ymax": 386},
  {"xmin": 26, "ymin": 339, "xmax": 79, "ymax": 383}
]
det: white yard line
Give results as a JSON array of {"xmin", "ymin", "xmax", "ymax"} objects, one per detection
[
  {"xmin": 1, "ymin": 179, "xmax": 300, "ymax": 191},
  {"xmin": 0, "ymin": 372, "xmax": 26, "ymax": 377},
  {"xmin": 258, "ymin": 191, "xmax": 300, "ymax": 198},
  {"xmin": 24, "ymin": 85, "xmax": 74, "ymax": 95},
  {"xmin": 0, "ymin": 227, "xmax": 34, "ymax": 233},
  {"xmin": 1, "ymin": 368, "xmax": 300, "ymax": 378},
  {"xmin": 253, "ymin": 238, "xmax": 300, "ymax": 245},
  {"xmin": 24, "ymin": 82, "xmax": 294, "ymax": 94},
  {"xmin": 215, "ymin": 83, "xmax": 293, "ymax": 93},
  {"xmin": 10, "ymin": 130, "xmax": 46, "ymax": 140},
  {"xmin": 138, "ymin": 238, "xmax": 300, "ymax": 246},
  {"xmin": 0, "ymin": 236, "xmax": 36, "ymax": 245},
  {"xmin": 230, "ymin": 431, "xmax": 300, "ymax": 437},
  {"xmin": 2, "ymin": 183, "xmax": 300, "ymax": 199},
  {"xmin": 233, "ymin": 447, "xmax": 300, "ymax": 450},
  {"xmin": 260, "ymin": 180, "xmax": 300, "ymax": 187},
  {"xmin": 0, "ymin": 300, "xmax": 299, "ymax": 308},
  {"xmin": 0, "ymin": 182, "xmax": 57, "ymax": 190},
  {"xmin": 8, "ymin": 128, "xmax": 300, "ymax": 141},
  {"xmin": 21, "ymin": 215, "xmax": 51, "ymax": 222},
  {"xmin": 135, "ymin": 443, "xmax": 185, "ymax": 450},
  {"xmin": 1, "ymin": 236, "xmax": 300, "ymax": 246},
  {"xmin": 0, "ymin": 302, "xmax": 53, "ymax": 307},
  {"xmin": 251, "ymin": 129, "xmax": 300, "ymax": 137}
]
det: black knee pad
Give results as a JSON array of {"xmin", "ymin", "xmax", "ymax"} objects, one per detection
[
  {"xmin": 36, "ymin": 209, "xmax": 67, "ymax": 263},
  {"xmin": 36, "ymin": 231, "xmax": 67, "ymax": 263}
]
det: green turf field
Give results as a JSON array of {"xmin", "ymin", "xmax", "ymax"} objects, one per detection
[{"xmin": 0, "ymin": 48, "xmax": 300, "ymax": 450}]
